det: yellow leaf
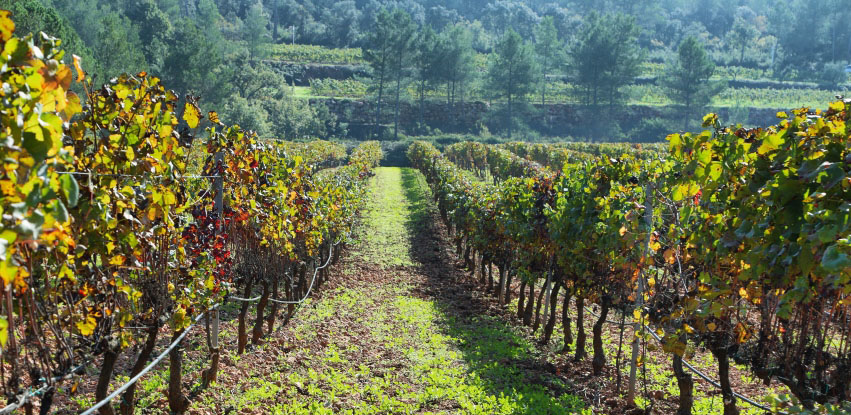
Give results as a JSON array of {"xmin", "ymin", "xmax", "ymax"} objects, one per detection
[
  {"xmin": 109, "ymin": 255, "xmax": 125, "ymax": 266},
  {"xmin": 735, "ymin": 322, "xmax": 750, "ymax": 344},
  {"xmin": 707, "ymin": 322, "xmax": 717, "ymax": 331},
  {"xmin": 77, "ymin": 316, "xmax": 96, "ymax": 336},
  {"xmin": 72, "ymin": 54, "xmax": 85, "ymax": 83},
  {"xmin": 619, "ymin": 226, "xmax": 627, "ymax": 236},
  {"xmin": 633, "ymin": 308, "xmax": 642, "ymax": 320},
  {"xmin": 0, "ymin": 10, "xmax": 14, "ymax": 42},
  {"xmin": 147, "ymin": 206, "xmax": 159, "ymax": 221},
  {"xmin": 650, "ymin": 241, "xmax": 661, "ymax": 252},
  {"xmin": 663, "ymin": 248, "xmax": 676, "ymax": 264},
  {"xmin": 738, "ymin": 287, "xmax": 749, "ymax": 299},
  {"xmin": 208, "ymin": 111, "xmax": 221, "ymax": 125},
  {"xmin": 183, "ymin": 102, "xmax": 201, "ymax": 129},
  {"xmin": 0, "ymin": 317, "xmax": 7, "ymax": 348},
  {"xmin": 683, "ymin": 324, "xmax": 695, "ymax": 334}
]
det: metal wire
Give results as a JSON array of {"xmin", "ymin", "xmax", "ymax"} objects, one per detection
[
  {"xmin": 78, "ymin": 304, "xmax": 219, "ymax": 415},
  {"xmin": 581, "ymin": 304, "xmax": 782, "ymax": 414},
  {"xmin": 56, "ymin": 172, "xmax": 220, "ymax": 179},
  {"xmin": 229, "ymin": 238, "xmax": 340, "ymax": 305},
  {"xmin": 0, "ymin": 363, "xmax": 87, "ymax": 415}
]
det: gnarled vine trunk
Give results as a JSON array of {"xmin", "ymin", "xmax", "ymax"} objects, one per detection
[
  {"xmin": 674, "ymin": 350, "xmax": 694, "ymax": 415},
  {"xmin": 168, "ymin": 330, "xmax": 189, "ymax": 414},
  {"xmin": 592, "ymin": 301, "xmax": 610, "ymax": 376},
  {"xmin": 237, "ymin": 278, "xmax": 254, "ymax": 354},
  {"xmin": 120, "ymin": 325, "xmax": 159, "ymax": 415},
  {"xmin": 710, "ymin": 347, "xmax": 739, "ymax": 415},
  {"xmin": 95, "ymin": 348, "xmax": 118, "ymax": 415},
  {"xmin": 523, "ymin": 282, "xmax": 535, "ymax": 326},
  {"xmin": 561, "ymin": 291, "xmax": 573, "ymax": 353},
  {"xmin": 543, "ymin": 283, "xmax": 561, "ymax": 344},
  {"xmin": 251, "ymin": 280, "xmax": 270, "ymax": 345},
  {"xmin": 575, "ymin": 297, "xmax": 586, "ymax": 361}
]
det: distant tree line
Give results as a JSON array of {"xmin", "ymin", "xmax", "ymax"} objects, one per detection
[
  {"xmin": 4, "ymin": 0, "xmax": 849, "ymax": 139},
  {"xmin": 363, "ymin": 6, "xmax": 729, "ymax": 137}
]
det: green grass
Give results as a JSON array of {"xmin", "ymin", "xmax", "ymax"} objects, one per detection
[{"xmin": 351, "ymin": 167, "xmax": 426, "ymax": 268}]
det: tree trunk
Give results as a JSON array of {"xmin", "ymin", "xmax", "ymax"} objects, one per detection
[
  {"xmin": 419, "ymin": 80, "xmax": 426, "ymax": 132},
  {"xmin": 592, "ymin": 301, "xmax": 610, "ymax": 376},
  {"xmin": 487, "ymin": 263, "xmax": 494, "ymax": 293},
  {"xmin": 533, "ymin": 280, "xmax": 548, "ymax": 331},
  {"xmin": 523, "ymin": 282, "xmax": 535, "ymax": 326},
  {"xmin": 504, "ymin": 268, "xmax": 513, "ymax": 304},
  {"xmin": 517, "ymin": 279, "xmax": 527, "ymax": 320},
  {"xmin": 615, "ymin": 311, "xmax": 627, "ymax": 395},
  {"xmin": 237, "ymin": 278, "xmax": 254, "ymax": 354},
  {"xmin": 38, "ymin": 388, "xmax": 54, "ymax": 415},
  {"xmin": 480, "ymin": 256, "xmax": 487, "ymax": 284},
  {"xmin": 575, "ymin": 297, "xmax": 586, "ymax": 361},
  {"xmin": 393, "ymin": 69, "xmax": 402, "ymax": 140},
  {"xmin": 95, "ymin": 348, "xmax": 118, "ymax": 415},
  {"xmin": 496, "ymin": 264, "xmax": 506, "ymax": 304},
  {"xmin": 266, "ymin": 278, "xmax": 280, "ymax": 333},
  {"xmin": 375, "ymin": 75, "xmax": 385, "ymax": 139},
  {"xmin": 120, "ymin": 326, "xmax": 159, "ymax": 415},
  {"xmin": 507, "ymin": 94, "xmax": 513, "ymax": 138},
  {"xmin": 674, "ymin": 350, "xmax": 694, "ymax": 415},
  {"xmin": 711, "ymin": 347, "xmax": 739, "ymax": 415},
  {"xmin": 561, "ymin": 291, "xmax": 573, "ymax": 353},
  {"xmin": 252, "ymin": 281, "xmax": 270, "ymax": 345},
  {"xmin": 285, "ymin": 273, "xmax": 295, "ymax": 319},
  {"xmin": 543, "ymin": 283, "xmax": 561, "ymax": 344},
  {"xmin": 168, "ymin": 330, "xmax": 189, "ymax": 414}
]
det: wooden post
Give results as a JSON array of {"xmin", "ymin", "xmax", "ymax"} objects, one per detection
[
  {"xmin": 207, "ymin": 151, "xmax": 223, "ymax": 384},
  {"xmin": 627, "ymin": 184, "xmax": 653, "ymax": 405}
]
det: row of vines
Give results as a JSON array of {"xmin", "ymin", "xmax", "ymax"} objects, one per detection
[
  {"xmin": 0, "ymin": 13, "xmax": 382, "ymax": 414},
  {"xmin": 409, "ymin": 100, "xmax": 851, "ymax": 414}
]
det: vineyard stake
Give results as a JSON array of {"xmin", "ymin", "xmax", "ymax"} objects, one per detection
[
  {"xmin": 208, "ymin": 151, "xmax": 224, "ymax": 383},
  {"xmin": 627, "ymin": 183, "xmax": 653, "ymax": 405}
]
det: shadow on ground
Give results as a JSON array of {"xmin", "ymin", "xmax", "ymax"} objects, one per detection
[{"xmin": 397, "ymin": 167, "xmax": 585, "ymax": 414}]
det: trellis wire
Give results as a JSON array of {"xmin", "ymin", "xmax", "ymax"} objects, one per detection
[
  {"xmin": 580, "ymin": 303, "xmax": 782, "ymax": 414},
  {"xmin": 78, "ymin": 304, "xmax": 219, "ymax": 415},
  {"xmin": 78, "ymin": 236, "xmax": 343, "ymax": 414},
  {"xmin": 229, "ymin": 238, "xmax": 340, "ymax": 305},
  {"xmin": 0, "ymin": 363, "xmax": 87, "ymax": 415}
]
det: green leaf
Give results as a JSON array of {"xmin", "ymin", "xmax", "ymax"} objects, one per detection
[
  {"xmin": 50, "ymin": 200, "xmax": 69, "ymax": 223},
  {"xmin": 17, "ymin": 211, "xmax": 45, "ymax": 240},
  {"xmin": 817, "ymin": 225, "xmax": 839, "ymax": 243},
  {"xmin": 821, "ymin": 245, "xmax": 851, "ymax": 274},
  {"xmin": 758, "ymin": 131, "xmax": 784, "ymax": 155},
  {"xmin": 707, "ymin": 162, "xmax": 722, "ymax": 182},
  {"xmin": 22, "ymin": 131, "xmax": 50, "ymax": 163},
  {"xmin": 60, "ymin": 174, "xmax": 79, "ymax": 207}
]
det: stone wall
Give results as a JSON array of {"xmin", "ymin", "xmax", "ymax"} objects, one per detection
[
  {"xmin": 311, "ymin": 98, "xmax": 783, "ymax": 139},
  {"xmin": 266, "ymin": 62, "xmax": 368, "ymax": 86}
]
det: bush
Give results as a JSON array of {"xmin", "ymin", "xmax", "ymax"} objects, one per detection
[{"xmin": 626, "ymin": 117, "xmax": 677, "ymax": 142}]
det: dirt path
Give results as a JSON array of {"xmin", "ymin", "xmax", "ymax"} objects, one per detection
[{"xmin": 182, "ymin": 167, "xmax": 583, "ymax": 414}]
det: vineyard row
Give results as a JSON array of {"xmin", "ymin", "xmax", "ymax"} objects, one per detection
[
  {"xmin": 408, "ymin": 101, "xmax": 851, "ymax": 414},
  {"xmin": 0, "ymin": 14, "xmax": 382, "ymax": 414}
]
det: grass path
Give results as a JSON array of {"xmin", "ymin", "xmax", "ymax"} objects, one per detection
[{"xmin": 186, "ymin": 167, "xmax": 584, "ymax": 414}]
